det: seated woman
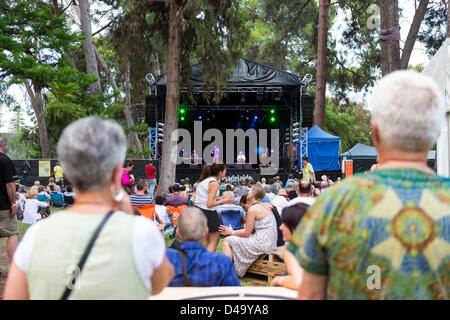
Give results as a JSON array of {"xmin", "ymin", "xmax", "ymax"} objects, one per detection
[
  {"xmin": 4, "ymin": 117, "xmax": 174, "ymax": 300},
  {"xmin": 270, "ymin": 203, "xmax": 309, "ymax": 290},
  {"xmin": 219, "ymin": 184, "xmax": 277, "ymax": 278},
  {"xmin": 38, "ymin": 185, "xmax": 51, "ymax": 202},
  {"xmin": 22, "ymin": 189, "xmax": 50, "ymax": 224},
  {"xmin": 154, "ymin": 196, "xmax": 173, "ymax": 226},
  {"xmin": 121, "ymin": 160, "xmax": 135, "ymax": 195}
]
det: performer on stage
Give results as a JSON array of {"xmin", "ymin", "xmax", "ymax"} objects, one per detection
[
  {"xmin": 237, "ymin": 151, "xmax": 246, "ymax": 164},
  {"xmin": 212, "ymin": 145, "xmax": 220, "ymax": 163}
]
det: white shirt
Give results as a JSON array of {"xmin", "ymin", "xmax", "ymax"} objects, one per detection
[
  {"xmin": 22, "ymin": 199, "xmax": 49, "ymax": 224},
  {"xmin": 271, "ymin": 195, "xmax": 288, "ymax": 217},
  {"xmin": 155, "ymin": 204, "xmax": 171, "ymax": 225},
  {"xmin": 287, "ymin": 196, "xmax": 316, "ymax": 207},
  {"xmin": 194, "ymin": 177, "xmax": 219, "ymax": 210},
  {"xmin": 17, "ymin": 192, "xmax": 27, "ymax": 211},
  {"xmin": 13, "ymin": 215, "xmax": 165, "ymax": 291}
]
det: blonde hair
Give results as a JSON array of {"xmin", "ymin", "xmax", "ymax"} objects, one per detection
[
  {"xmin": 28, "ymin": 190, "xmax": 38, "ymax": 198},
  {"xmin": 252, "ymin": 184, "xmax": 266, "ymax": 201}
]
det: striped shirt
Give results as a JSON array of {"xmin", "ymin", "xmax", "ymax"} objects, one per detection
[{"xmin": 130, "ymin": 194, "xmax": 153, "ymax": 206}]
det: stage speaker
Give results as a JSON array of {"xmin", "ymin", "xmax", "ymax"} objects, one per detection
[
  {"xmin": 301, "ymin": 95, "xmax": 314, "ymax": 128},
  {"xmin": 145, "ymin": 95, "xmax": 157, "ymax": 126}
]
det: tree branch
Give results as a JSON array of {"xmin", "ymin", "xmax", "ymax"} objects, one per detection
[
  {"xmin": 400, "ymin": 0, "xmax": 430, "ymax": 69},
  {"xmin": 92, "ymin": 19, "xmax": 115, "ymax": 37}
]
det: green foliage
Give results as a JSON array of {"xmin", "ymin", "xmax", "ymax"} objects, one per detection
[
  {"xmin": 417, "ymin": 0, "xmax": 447, "ymax": 57},
  {"xmin": 324, "ymin": 99, "xmax": 373, "ymax": 153}
]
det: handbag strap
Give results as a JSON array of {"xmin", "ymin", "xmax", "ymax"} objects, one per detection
[
  {"xmin": 178, "ymin": 249, "xmax": 192, "ymax": 287},
  {"xmin": 60, "ymin": 210, "xmax": 116, "ymax": 300}
]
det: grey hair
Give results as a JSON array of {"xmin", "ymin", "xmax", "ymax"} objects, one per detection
[
  {"xmin": 372, "ymin": 70, "xmax": 445, "ymax": 152},
  {"xmin": 264, "ymin": 185, "xmax": 272, "ymax": 194},
  {"xmin": 270, "ymin": 183, "xmax": 279, "ymax": 194},
  {"xmin": 177, "ymin": 207, "xmax": 207, "ymax": 243},
  {"xmin": 56, "ymin": 117, "xmax": 127, "ymax": 193},
  {"xmin": 0, "ymin": 138, "xmax": 6, "ymax": 148}
]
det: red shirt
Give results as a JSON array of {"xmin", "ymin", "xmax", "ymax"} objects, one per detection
[{"xmin": 145, "ymin": 165, "xmax": 156, "ymax": 179}]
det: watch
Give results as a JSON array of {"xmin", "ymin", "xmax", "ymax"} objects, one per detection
[{"xmin": 231, "ymin": 230, "xmax": 235, "ymax": 236}]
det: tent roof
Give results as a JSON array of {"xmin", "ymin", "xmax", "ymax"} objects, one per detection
[
  {"xmin": 307, "ymin": 125, "xmax": 341, "ymax": 142},
  {"xmin": 341, "ymin": 143, "xmax": 377, "ymax": 159},
  {"xmin": 341, "ymin": 143, "xmax": 436, "ymax": 160},
  {"xmin": 153, "ymin": 58, "xmax": 302, "ymax": 87}
]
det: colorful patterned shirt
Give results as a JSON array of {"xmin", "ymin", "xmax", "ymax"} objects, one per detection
[{"xmin": 288, "ymin": 169, "xmax": 450, "ymax": 300}]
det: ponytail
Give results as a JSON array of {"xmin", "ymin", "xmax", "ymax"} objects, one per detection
[{"xmin": 196, "ymin": 163, "xmax": 226, "ymax": 183}]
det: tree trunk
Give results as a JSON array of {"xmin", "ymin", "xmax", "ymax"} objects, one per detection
[
  {"xmin": 314, "ymin": 0, "xmax": 329, "ymax": 129},
  {"xmin": 78, "ymin": 0, "xmax": 102, "ymax": 95},
  {"xmin": 155, "ymin": 0, "xmax": 182, "ymax": 197},
  {"xmin": 124, "ymin": 60, "xmax": 144, "ymax": 158},
  {"xmin": 150, "ymin": 53, "xmax": 162, "ymax": 76},
  {"xmin": 400, "ymin": 0, "xmax": 430, "ymax": 69},
  {"xmin": 25, "ymin": 82, "xmax": 51, "ymax": 158},
  {"xmin": 379, "ymin": 0, "xmax": 401, "ymax": 75},
  {"xmin": 447, "ymin": 1, "xmax": 450, "ymax": 38}
]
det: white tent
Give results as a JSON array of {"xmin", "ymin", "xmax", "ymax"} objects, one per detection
[{"xmin": 422, "ymin": 38, "xmax": 450, "ymax": 177}]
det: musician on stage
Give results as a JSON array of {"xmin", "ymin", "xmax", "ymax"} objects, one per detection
[{"xmin": 237, "ymin": 151, "xmax": 246, "ymax": 164}]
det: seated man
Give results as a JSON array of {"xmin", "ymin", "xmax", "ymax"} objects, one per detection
[
  {"xmin": 164, "ymin": 184, "xmax": 189, "ymax": 207},
  {"xmin": 166, "ymin": 207, "xmax": 240, "ymax": 287},
  {"xmin": 130, "ymin": 179, "xmax": 154, "ymax": 206}
]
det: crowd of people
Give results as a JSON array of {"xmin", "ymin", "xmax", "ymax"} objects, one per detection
[{"xmin": 0, "ymin": 70, "xmax": 449, "ymax": 300}]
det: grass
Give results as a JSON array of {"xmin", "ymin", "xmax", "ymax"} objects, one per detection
[{"xmin": 1, "ymin": 208, "xmax": 266, "ymax": 287}]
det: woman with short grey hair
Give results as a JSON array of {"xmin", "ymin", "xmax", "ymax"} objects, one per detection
[{"xmin": 4, "ymin": 117, "xmax": 174, "ymax": 300}]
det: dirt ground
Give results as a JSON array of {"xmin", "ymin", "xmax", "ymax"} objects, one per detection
[{"xmin": 0, "ymin": 241, "xmax": 9, "ymax": 299}]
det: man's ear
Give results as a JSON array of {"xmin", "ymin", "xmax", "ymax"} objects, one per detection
[{"xmin": 175, "ymin": 227, "xmax": 180, "ymax": 239}]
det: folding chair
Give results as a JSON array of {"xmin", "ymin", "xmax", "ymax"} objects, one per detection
[
  {"xmin": 50, "ymin": 193, "xmax": 65, "ymax": 207},
  {"xmin": 166, "ymin": 205, "xmax": 187, "ymax": 223},
  {"xmin": 220, "ymin": 210, "xmax": 242, "ymax": 230},
  {"xmin": 37, "ymin": 194, "xmax": 48, "ymax": 203},
  {"xmin": 133, "ymin": 204, "xmax": 156, "ymax": 221}
]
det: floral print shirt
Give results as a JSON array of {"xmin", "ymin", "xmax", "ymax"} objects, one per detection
[{"xmin": 288, "ymin": 169, "xmax": 450, "ymax": 299}]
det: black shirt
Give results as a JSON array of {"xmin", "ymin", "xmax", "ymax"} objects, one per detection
[
  {"xmin": 0, "ymin": 153, "xmax": 18, "ymax": 210},
  {"xmin": 270, "ymin": 206, "xmax": 285, "ymax": 247}
]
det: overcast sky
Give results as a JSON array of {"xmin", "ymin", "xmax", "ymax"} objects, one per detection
[{"xmin": 0, "ymin": 1, "xmax": 439, "ymax": 131}]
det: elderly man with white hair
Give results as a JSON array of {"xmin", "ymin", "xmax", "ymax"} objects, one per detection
[{"xmin": 288, "ymin": 71, "xmax": 450, "ymax": 300}]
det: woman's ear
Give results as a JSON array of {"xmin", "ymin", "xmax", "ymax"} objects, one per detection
[{"xmin": 111, "ymin": 163, "xmax": 123, "ymax": 193}]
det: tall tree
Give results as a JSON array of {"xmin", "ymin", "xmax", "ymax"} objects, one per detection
[
  {"xmin": 400, "ymin": 0, "xmax": 430, "ymax": 69},
  {"xmin": 314, "ymin": 0, "xmax": 329, "ymax": 129},
  {"xmin": 447, "ymin": 0, "xmax": 450, "ymax": 38},
  {"xmin": 78, "ymin": 0, "xmax": 102, "ymax": 95},
  {"xmin": 379, "ymin": 0, "xmax": 401, "ymax": 75},
  {"xmin": 157, "ymin": 0, "xmax": 183, "ymax": 197}
]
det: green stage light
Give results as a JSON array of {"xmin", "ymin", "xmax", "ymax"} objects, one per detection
[
  {"xmin": 180, "ymin": 108, "xmax": 186, "ymax": 114},
  {"xmin": 270, "ymin": 109, "xmax": 275, "ymax": 114},
  {"xmin": 180, "ymin": 116, "xmax": 185, "ymax": 121},
  {"xmin": 270, "ymin": 117, "xmax": 276, "ymax": 122}
]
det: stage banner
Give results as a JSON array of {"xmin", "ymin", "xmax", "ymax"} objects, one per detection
[{"xmin": 38, "ymin": 160, "xmax": 51, "ymax": 177}]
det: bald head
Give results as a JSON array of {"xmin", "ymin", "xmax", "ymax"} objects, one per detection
[{"xmin": 299, "ymin": 179, "xmax": 311, "ymax": 195}]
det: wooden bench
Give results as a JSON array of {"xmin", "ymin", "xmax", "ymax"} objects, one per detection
[{"xmin": 246, "ymin": 247, "xmax": 286, "ymax": 283}]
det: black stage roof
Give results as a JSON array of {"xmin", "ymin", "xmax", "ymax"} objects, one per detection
[{"xmin": 152, "ymin": 58, "xmax": 302, "ymax": 88}]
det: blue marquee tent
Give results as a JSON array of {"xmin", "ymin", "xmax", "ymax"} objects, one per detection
[{"xmin": 307, "ymin": 125, "xmax": 341, "ymax": 171}]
